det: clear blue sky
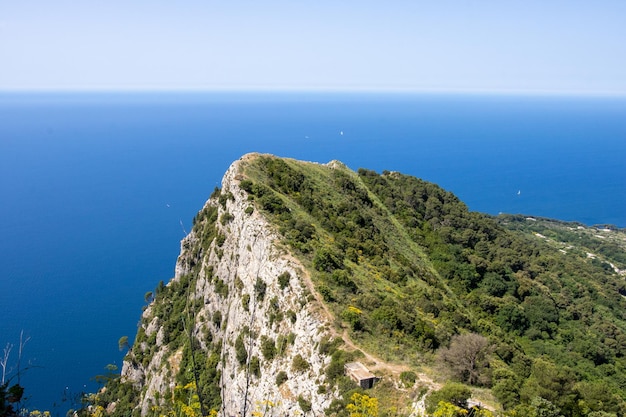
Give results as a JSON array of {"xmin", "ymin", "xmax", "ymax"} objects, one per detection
[{"xmin": 1, "ymin": 1, "xmax": 625, "ymax": 94}]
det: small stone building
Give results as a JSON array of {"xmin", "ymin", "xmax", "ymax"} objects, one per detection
[{"xmin": 344, "ymin": 361, "xmax": 379, "ymax": 389}]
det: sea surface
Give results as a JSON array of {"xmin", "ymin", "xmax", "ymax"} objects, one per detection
[{"xmin": 0, "ymin": 92, "xmax": 625, "ymax": 412}]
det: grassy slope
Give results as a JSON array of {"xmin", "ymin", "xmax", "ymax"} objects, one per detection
[{"xmin": 239, "ymin": 154, "xmax": 626, "ymax": 416}]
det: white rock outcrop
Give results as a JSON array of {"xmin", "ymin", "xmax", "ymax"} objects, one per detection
[{"xmin": 122, "ymin": 155, "xmax": 337, "ymax": 416}]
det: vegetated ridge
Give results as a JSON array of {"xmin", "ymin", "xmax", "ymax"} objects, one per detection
[{"xmin": 85, "ymin": 153, "xmax": 626, "ymax": 417}]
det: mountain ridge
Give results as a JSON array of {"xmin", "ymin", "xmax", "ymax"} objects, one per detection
[{"xmin": 86, "ymin": 153, "xmax": 626, "ymax": 417}]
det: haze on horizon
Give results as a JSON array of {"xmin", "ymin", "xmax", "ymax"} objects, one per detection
[{"xmin": 1, "ymin": 1, "xmax": 626, "ymax": 95}]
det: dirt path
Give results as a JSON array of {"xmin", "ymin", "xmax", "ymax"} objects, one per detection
[{"xmin": 287, "ymin": 252, "xmax": 438, "ymax": 388}]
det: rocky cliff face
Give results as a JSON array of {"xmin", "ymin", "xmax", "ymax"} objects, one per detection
[
  {"xmin": 122, "ymin": 155, "xmax": 338, "ymax": 416},
  {"xmin": 107, "ymin": 153, "xmax": 626, "ymax": 417}
]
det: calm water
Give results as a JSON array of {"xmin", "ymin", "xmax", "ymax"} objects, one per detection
[{"xmin": 0, "ymin": 92, "xmax": 625, "ymax": 411}]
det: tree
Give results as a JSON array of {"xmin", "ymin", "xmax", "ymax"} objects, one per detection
[
  {"xmin": 1, "ymin": 343, "xmax": 12, "ymax": 385},
  {"xmin": 492, "ymin": 368, "xmax": 522, "ymax": 410},
  {"xmin": 519, "ymin": 359, "xmax": 576, "ymax": 413},
  {"xmin": 530, "ymin": 397, "xmax": 563, "ymax": 417},
  {"xmin": 1, "ymin": 332, "xmax": 43, "ymax": 416},
  {"xmin": 118, "ymin": 336, "xmax": 129, "ymax": 352},
  {"xmin": 1, "ymin": 382, "xmax": 24, "ymax": 417},
  {"xmin": 313, "ymin": 246, "xmax": 343, "ymax": 273},
  {"xmin": 426, "ymin": 383, "xmax": 472, "ymax": 414},
  {"xmin": 438, "ymin": 333, "xmax": 491, "ymax": 385}
]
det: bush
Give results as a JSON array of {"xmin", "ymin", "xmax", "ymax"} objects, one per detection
[
  {"xmin": 255, "ymin": 277, "xmax": 267, "ymax": 302},
  {"xmin": 249, "ymin": 356, "xmax": 261, "ymax": 378},
  {"xmin": 241, "ymin": 293, "xmax": 250, "ymax": 311},
  {"xmin": 275, "ymin": 371, "xmax": 288, "ymax": 386},
  {"xmin": 313, "ymin": 246, "xmax": 343, "ymax": 272},
  {"xmin": 212, "ymin": 311, "xmax": 222, "ymax": 329},
  {"xmin": 341, "ymin": 306, "xmax": 363, "ymax": 331},
  {"xmin": 426, "ymin": 382, "xmax": 471, "ymax": 414},
  {"xmin": 292, "ymin": 354, "xmax": 310, "ymax": 373},
  {"xmin": 325, "ymin": 349, "xmax": 351, "ymax": 383},
  {"xmin": 260, "ymin": 336, "xmax": 276, "ymax": 361},
  {"xmin": 297, "ymin": 395, "xmax": 312, "ymax": 413},
  {"xmin": 235, "ymin": 333, "xmax": 247, "ymax": 366},
  {"xmin": 287, "ymin": 309, "xmax": 297, "ymax": 323},
  {"xmin": 400, "ymin": 371, "xmax": 417, "ymax": 387},
  {"xmin": 318, "ymin": 285, "xmax": 334, "ymax": 302},
  {"xmin": 278, "ymin": 271, "xmax": 291, "ymax": 289},
  {"xmin": 220, "ymin": 212, "xmax": 234, "ymax": 225},
  {"xmin": 214, "ymin": 278, "xmax": 228, "ymax": 298},
  {"xmin": 240, "ymin": 180, "xmax": 254, "ymax": 193}
]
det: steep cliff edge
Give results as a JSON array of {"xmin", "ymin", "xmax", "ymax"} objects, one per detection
[
  {"xmin": 122, "ymin": 155, "xmax": 340, "ymax": 416},
  {"xmin": 100, "ymin": 153, "xmax": 626, "ymax": 417}
]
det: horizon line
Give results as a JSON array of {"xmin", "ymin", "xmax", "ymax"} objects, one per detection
[{"xmin": 2, "ymin": 85, "xmax": 626, "ymax": 98}]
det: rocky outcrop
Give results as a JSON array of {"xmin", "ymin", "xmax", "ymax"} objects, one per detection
[{"xmin": 122, "ymin": 155, "xmax": 337, "ymax": 416}]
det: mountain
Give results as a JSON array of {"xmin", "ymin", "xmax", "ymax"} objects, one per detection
[{"xmin": 85, "ymin": 153, "xmax": 626, "ymax": 417}]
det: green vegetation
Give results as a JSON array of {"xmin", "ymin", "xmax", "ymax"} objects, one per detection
[
  {"xmin": 347, "ymin": 392, "xmax": 379, "ymax": 417},
  {"xmin": 275, "ymin": 370, "xmax": 288, "ymax": 386},
  {"xmin": 298, "ymin": 395, "xmax": 313, "ymax": 413},
  {"xmin": 426, "ymin": 383, "xmax": 472, "ymax": 414},
  {"xmin": 277, "ymin": 271, "xmax": 291, "ymax": 289},
  {"xmin": 399, "ymin": 371, "xmax": 417, "ymax": 387},
  {"xmin": 291, "ymin": 354, "xmax": 310, "ymax": 373},
  {"xmin": 86, "ymin": 155, "xmax": 626, "ymax": 417},
  {"xmin": 80, "ymin": 198, "xmax": 226, "ymax": 416},
  {"xmin": 260, "ymin": 335, "xmax": 276, "ymax": 361},
  {"xmin": 239, "ymin": 155, "xmax": 626, "ymax": 417}
]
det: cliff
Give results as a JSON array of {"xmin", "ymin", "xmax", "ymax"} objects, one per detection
[
  {"xmin": 121, "ymin": 155, "xmax": 341, "ymax": 416},
  {"xmin": 95, "ymin": 153, "xmax": 626, "ymax": 417}
]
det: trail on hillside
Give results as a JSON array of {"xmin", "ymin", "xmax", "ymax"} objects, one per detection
[{"xmin": 285, "ymin": 252, "xmax": 439, "ymax": 390}]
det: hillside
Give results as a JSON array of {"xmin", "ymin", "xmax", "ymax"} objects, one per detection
[{"xmin": 84, "ymin": 154, "xmax": 626, "ymax": 417}]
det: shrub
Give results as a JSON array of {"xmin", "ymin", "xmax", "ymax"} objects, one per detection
[
  {"xmin": 220, "ymin": 212, "xmax": 234, "ymax": 225},
  {"xmin": 214, "ymin": 278, "xmax": 228, "ymax": 298},
  {"xmin": 292, "ymin": 354, "xmax": 310, "ymax": 373},
  {"xmin": 255, "ymin": 278, "xmax": 267, "ymax": 302},
  {"xmin": 287, "ymin": 309, "xmax": 297, "ymax": 323},
  {"xmin": 218, "ymin": 191, "xmax": 233, "ymax": 208},
  {"xmin": 250, "ymin": 355, "xmax": 261, "ymax": 378},
  {"xmin": 261, "ymin": 336, "xmax": 276, "ymax": 361},
  {"xmin": 341, "ymin": 306, "xmax": 363, "ymax": 331},
  {"xmin": 212, "ymin": 311, "xmax": 222, "ymax": 329},
  {"xmin": 318, "ymin": 285, "xmax": 334, "ymax": 302},
  {"xmin": 325, "ymin": 349, "xmax": 352, "ymax": 383},
  {"xmin": 275, "ymin": 371, "xmax": 288, "ymax": 386},
  {"xmin": 331, "ymin": 269, "xmax": 357, "ymax": 292},
  {"xmin": 297, "ymin": 395, "xmax": 312, "ymax": 413},
  {"xmin": 235, "ymin": 333, "xmax": 247, "ymax": 366},
  {"xmin": 426, "ymin": 382, "xmax": 471, "ymax": 414},
  {"xmin": 313, "ymin": 246, "xmax": 343, "ymax": 272},
  {"xmin": 240, "ymin": 180, "xmax": 254, "ymax": 193},
  {"xmin": 319, "ymin": 336, "xmax": 342, "ymax": 356},
  {"xmin": 278, "ymin": 271, "xmax": 291, "ymax": 289},
  {"xmin": 400, "ymin": 371, "xmax": 417, "ymax": 387},
  {"xmin": 241, "ymin": 293, "xmax": 250, "ymax": 311}
]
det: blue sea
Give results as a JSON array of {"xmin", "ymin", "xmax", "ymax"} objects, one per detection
[{"xmin": 0, "ymin": 92, "xmax": 625, "ymax": 412}]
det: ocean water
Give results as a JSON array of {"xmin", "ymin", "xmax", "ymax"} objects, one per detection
[{"xmin": 0, "ymin": 92, "xmax": 624, "ymax": 411}]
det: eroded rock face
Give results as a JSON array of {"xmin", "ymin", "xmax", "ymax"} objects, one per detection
[{"xmin": 122, "ymin": 156, "xmax": 337, "ymax": 416}]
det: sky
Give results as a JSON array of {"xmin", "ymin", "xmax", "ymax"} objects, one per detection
[{"xmin": 1, "ymin": 1, "xmax": 626, "ymax": 94}]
